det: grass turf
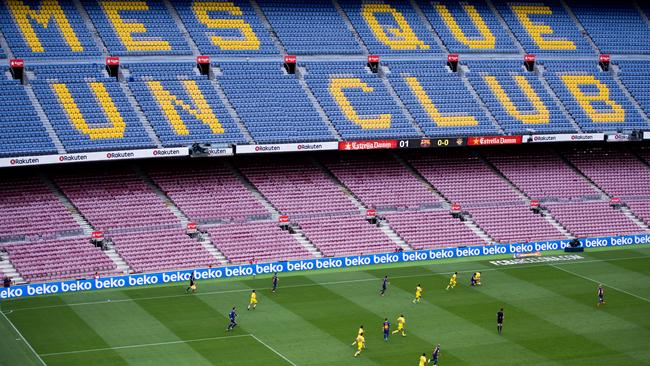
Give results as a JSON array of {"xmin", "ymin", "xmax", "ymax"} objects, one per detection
[{"xmin": 1, "ymin": 246, "xmax": 649, "ymax": 366}]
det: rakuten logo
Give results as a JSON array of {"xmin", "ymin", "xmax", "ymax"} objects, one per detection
[
  {"xmin": 58, "ymin": 155, "xmax": 88, "ymax": 162},
  {"xmin": 297, "ymin": 144, "xmax": 323, "ymax": 150},
  {"xmin": 255, "ymin": 145, "xmax": 280, "ymax": 152},
  {"xmin": 533, "ymin": 136, "xmax": 556, "ymax": 142},
  {"xmin": 571, "ymin": 134, "xmax": 595, "ymax": 141},
  {"xmin": 10, "ymin": 158, "xmax": 39, "ymax": 165},
  {"xmin": 106, "ymin": 152, "xmax": 135, "ymax": 159},
  {"xmin": 153, "ymin": 149, "xmax": 181, "ymax": 156}
]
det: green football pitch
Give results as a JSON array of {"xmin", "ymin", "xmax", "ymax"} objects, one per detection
[{"xmin": 1, "ymin": 246, "xmax": 650, "ymax": 366}]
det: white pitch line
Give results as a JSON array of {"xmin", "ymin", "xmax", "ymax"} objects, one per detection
[
  {"xmin": 5, "ymin": 254, "xmax": 650, "ymax": 314},
  {"xmin": 0, "ymin": 310, "xmax": 47, "ymax": 365},
  {"xmin": 250, "ymin": 334, "xmax": 297, "ymax": 366},
  {"xmin": 550, "ymin": 264, "xmax": 650, "ymax": 303},
  {"xmin": 39, "ymin": 334, "xmax": 252, "ymax": 357}
]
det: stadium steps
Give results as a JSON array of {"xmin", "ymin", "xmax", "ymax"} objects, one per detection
[
  {"xmin": 619, "ymin": 206, "xmax": 650, "ymax": 232},
  {"xmin": 296, "ymin": 67, "xmax": 342, "ymax": 141},
  {"xmin": 378, "ymin": 219, "xmax": 413, "ymax": 251},
  {"xmin": 485, "ymin": 0, "xmax": 526, "ymax": 54},
  {"xmin": 163, "ymin": 0, "xmax": 200, "ymax": 56},
  {"xmin": 556, "ymin": 151, "xmax": 612, "ymax": 200},
  {"xmin": 133, "ymin": 166, "xmax": 190, "ymax": 226},
  {"xmin": 611, "ymin": 64, "xmax": 650, "ymax": 122},
  {"xmin": 379, "ymin": 66, "xmax": 425, "ymax": 138},
  {"xmin": 0, "ymin": 26, "xmax": 14, "ymax": 59},
  {"xmin": 42, "ymin": 174, "xmax": 93, "ymax": 236},
  {"xmin": 409, "ymin": 0, "xmax": 450, "ymax": 53},
  {"xmin": 539, "ymin": 208, "xmax": 574, "ymax": 239},
  {"xmin": 118, "ymin": 81, "xmax": 163, "ymax": 148},
  {"xmin": 103, "ymin": 248, "xmax": 131, "ymax": 274},
  {"xmin": 559, "ymin": 0, "xmax": 602, "ymax": 54},
  {"xmin": 635, "ymin": 2, "xmax": 650, "ymax": 28},
  {"xmin": 333, "ymin": 0, "xmax": 370, "ymax": 54},
  {"xmin": 196, "ymin": 231, "xmax": 228, "ymax": 264},
  {"xmin": 250, "ymin": 0, "xmax": 287, "ymax": 54},
  {"xmin": 0, "ymin": 256, "xmax": 24, "ymax": 285},
  {"xmin": 24, "ymin": 82, "xmax": 66, "ymax": 154},
  {"xmin": 72, "ymin": 0, "xmax": 109, "ymax": 56},
  {"xmin": 225, "ymin": 161, "xmax": 279, "ymax": 215},
  {"xmin": 459, "ymin": 214, "xmax": 494, "ymax": 244},
  {"xmin": 459, "ymin": 65, "xmax": 506, "ymax": 135},
  {"xmin": 537, "ymin": 65, "xmax": 584, "ymax": 133},
  {"xmin": 289, "ymin": 225, "xmax": 323, "ymax": 258},
  {"xmin": 209, "ymin": 75, "xmax": 255, "ymax": 144}
]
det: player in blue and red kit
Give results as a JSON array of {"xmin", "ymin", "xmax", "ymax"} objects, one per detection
[
  {"xmin": 431, "ymin": 344, "xmax": 441, "ymax": 366},
  {"xmin": 272, "ymin": 273, "xmax": 278, "ymax": 293},
  {"xmin": 227, "ymin": 307, "xmax": 237, "ymax": 332},
  {"xmin": 597, "ymin": 285, "xmax": 606, "ymax": 307},
  {"xmin": 382, "ymin": 318, "xmax": 390, "ymax": 341},
  {"xmin": 380, "ymin": 276, "xmax": 389, "ymax": 296}
]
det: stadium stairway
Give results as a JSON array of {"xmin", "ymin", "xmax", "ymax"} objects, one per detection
[
  {"xmin": 24, "ymin": 82, "xmax": 66, "ymax": 153},
  {"xmin": 0, "ymin": 255, "xmax": 23, "ymax": 284},
  {"xmin": 287, "ymin": 224, "xmax": 323, "ymax": 258},
  {"xmin": 135, "ymin": 165, "xmax": 229, "ymax": 264},
  {"xmin": 379, "ymin": 65, "xmax": 426, "ymax": 138},
  {"xmin": 485, "ymin": 0, "xmax": 526, "ymax": 54},
  {"xmin": 72, "ymin": 0, "xmax": 109, "ymax": 56},
  {"xmin": 611, "ymin": 64, "xmax": 650, "ymax": 122},
  {"xmin": 118, "ymin": 78, "xmax": 164, "ymax": 148},
  {"xmin": 163, "ymin": 0, "xmax": 200, "ymax": 56},
  {"xmin": 209, "ymin": 74, "xmax": 255, "ymax": 144},
  {"xmin": 250, "ymin": 0, "xmax": 288, "ymax": 55},
  {"xmin": 296, "ymin": 67, "xmax": 342, "ymax": 141},
  {"xmin": 332, "ymin": 0, "xmax": 370, "ymax": 54},
  {"xmin": 559, "ymin": 0, "xmax": 601, "ymax": 54},
  {"xmin": 458, "ymin": 64, "xmax": 506, "ymax": 135},
  {"xmin": 392, "ymin": 152, "xmax": 494, "ymax": 243},
  {"xmin": 409, "ymin": 0, "xmax": 449, "ymax": 53},
  {"xmin": 536, "ymin": 64, "xmax": 584, "ymax": 133}
]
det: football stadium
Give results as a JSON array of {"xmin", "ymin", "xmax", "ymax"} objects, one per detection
[{"xmin": 0, "ymin": 0, "xmax": 649, "ymax": 365}]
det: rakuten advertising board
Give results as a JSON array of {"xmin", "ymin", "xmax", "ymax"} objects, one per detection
[
  {"xmin": 2, "ymin": 233, "xmax": 649, "ymax": 300},
  {"xmin": 236, "ymin": 142, "xmax": 338, "ymax": 154},
  {"xmin": 0, "ymin": 148, "xmax": 187, "ymax": 168},
  {"xmin": 524, "ymin": 133, "xmax": 605, "ymax": 143}
]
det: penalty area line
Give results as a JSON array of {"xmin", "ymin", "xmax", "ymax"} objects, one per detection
[
  {"xmin": 550, "ymin": 264, "xmax": 650, "ymax": 303},
  {"xmin": 39, "ymin": 334, "xmax": 252, "ymax": 357},
  {"xmin": 250, "ymin": 334, "xmax": 298, "ymax": 366},
  {"xmin": 0, "ymin": 310, "xmax": 47, "ymax": 365}
]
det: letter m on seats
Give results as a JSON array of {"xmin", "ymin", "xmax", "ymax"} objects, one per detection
[{"xmin": 7, "ymin": 0, "xmax": 84, "ymax": 53}]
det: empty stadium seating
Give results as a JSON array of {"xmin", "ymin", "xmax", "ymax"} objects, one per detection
[
  {"xmin": 386, "ymin": 60, "xmax": 500, "ymax": 136},
  {"xmin": 467, "ymin": 60, "xmax": 578, "ymax": 134},
  {"xmin": 384, "ymin": 210, "xmax": 485, "ymax": 249},
  {"xmin": 29, "ymin": 64, "xmax": 155, "ymax": 152},
  {"xmin": 126, "ymin": 62, "xmax": 247, "ymax": 146},
  {"xmin": 4, "ymin": 237, "xmax": 116, "ymax": 282},
  {"xmin": 616, "ymin": 61, "xmax": 650, "ymax": 116},
  {"xmin": 338, "ymin": 0, "xmax": 441, "ymax": 55},
  {"xmin": 171, "ymin": 0, "xmax": 278, "ymax": 55},
  {"xmin": 546, "ymin": 201, "xmax": 646, "ymax": 238},
  {"xmin": 469, "ymin": 204, "xmax": 565, "ymax": 243},
  {"xmin": 0, "ymin": 0, "xmax": 101, "ymax": 58},
  {"xmin": 543, "ymin": 60, "xmax": 648, "ymax": 132},
  {"xmin": 259, "ymin": 0, "xmax": 362, "ymax": 55},
  {"xmin": 321, "ymin": 152, "xmax": 440, "ymax": 210},
  {"xmin": 51, "ymin": 167, "xmax": 179, "ymax": 232},
  {"xmin": 0, "ymin": 174, "xmax": 82, "ymax": 242},
  {"xmin": 0, "ymin": 78, "xmax": 56, "ymax": 157},
  {"xmin": 567, "ymin": 0, "xmax": 650, "ymax": 54},
  {"xmin": 417, "ymin": 0, "xmax": 517, "ymax": 53},
  {"xmin": 147, "ymin": 161, "xmax": 270, "ymax": 223},
  {"xmin": 304, "ymin": 61, "xmax": 421, "ymax": 140},
  {"xmin": 218, "ymin": 62, "xmax": 335, "ymax": 143},
  {"xmin": 207, "ymin": 222, "xmax": 312, "ymax": 263},
  {"xmin": 494, "ymin": 0, "xmax": 595, "ymax": 55},
  {"xmin": 82, "ymin": 0, "xmax": 191, "ymax": 55},
  {"xmin": 110, "ymin": 228, "xmax": 219, "ymax": 273}
]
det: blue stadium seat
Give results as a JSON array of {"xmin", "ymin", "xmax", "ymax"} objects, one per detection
[
  {"xmin": 339, "ymin": 0, "xmax": 442, "ymax": 55},
  {"xmin": 303, "ymin": 61, "xmax": 420, "ymax": 140},
  {"xmin": 29, "ymin": 64, "xmax": 155, "ymax": 152},
  {"xmin": 0, "ymin": 77, "xmax": 56, "ymax": 157},
  {"xmin": 616, "ymin": 61, "xmax": 650, "ymax": 118},
  {"xmin": 171, "ymin": 0, "xmax": 278, "ymax": 56},
  {"xmin": 417, "ymin": 0, "xmax": 517, "ymax": 53},
  {"xmin": 259, "ymin": 0, "xmax": 362, "ymax": 55},
  {"xmin": 543, "ymin": 60, "xmax": 649, "ymax": 132},
  {"xmin": 0, "ymin": 0, "xmax": 101, "ymax": 58},
  {"xmin": 466, "ymin": 60, "xmax": 578, "ymax": 134},
  {"xmin": 82, "ymin": 0, "xmax": 191, "ymax": 56},
  {"xmin": 218, "ymin": 62, "xmax": 335, "ymax": 143},
  {"xmin": 495, "ymin": 0, "xmax": 595, "ymax": 55},
  {"xmin": 567, "ymin": 0, "xmax": 650, "ymax": 54},
  {"xmin": 126, "ymin": 62, "xmax": 247, "ymax": 146},
  {"xmin": 386, "ymin": 60, "xmax": 500, "ymax": 137}
]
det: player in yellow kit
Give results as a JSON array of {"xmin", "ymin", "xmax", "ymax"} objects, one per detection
[
  {"xmin": 351, "ymin": 325, "xmax": 364, "ymax": 346},
  {"xmin": 247, "ymin": 290, "xmax": 257, "ymax": 310},
  {"xmin": 418, "ymin": 352, "xmax": 429, "ymax": 366},
  {"xmin": 392, "ymin": 314, "xmax": 406, "ymax": 336},
  {"xmin": 353, "ymin": 333, "xmax": 365, "ymax": 357},
  {"xmin": 446, "ymin": 272, "xmax": 458, "ymax": 290},
  {"xmin": 413, "ymin": 284, "xmax": 423, "ymax": 303}
]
